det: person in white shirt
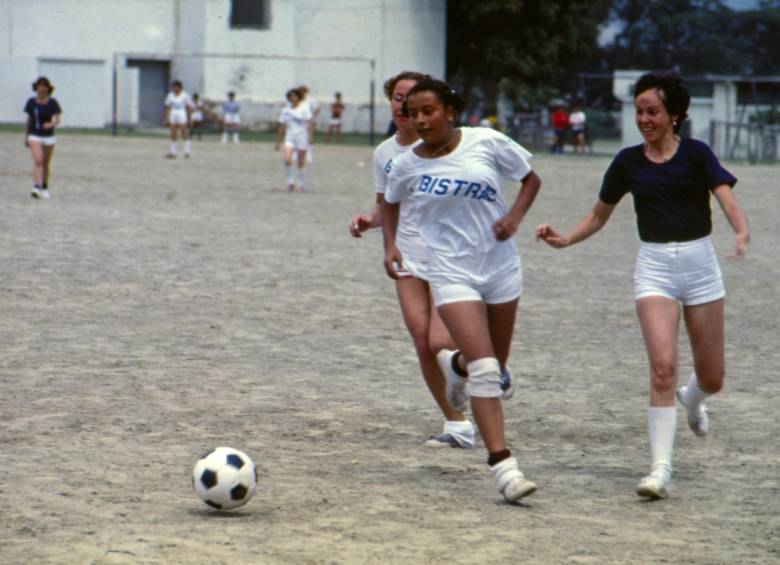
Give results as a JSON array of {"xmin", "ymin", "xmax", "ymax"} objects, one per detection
[
  {"xmin": 349, "ymin": 71, "xmax": 479, "ymax": 450},
  {"xmin": 221, "ymin": 91, "xmax": 241, "ymax": 144},
  {"xmin": 383, "ymin": 78, "xmax": 543, "ymax": 504},
  {"xmin": 164, "ymin": 81, "xmax": 193, "ymax": 159},
  {"xmin": 569, "ymin": 102, "xmax": 587, "ymax": 154},
  {"xmin": 299, "ymin": 85, "xmax": 320, "ymax": 162},
  {"xmin": 276, "ymin": 88, "xmax": 312, "ymax": 192},
  {"xmin": 190, "ymin": 93, "xmax": 204, "ymax": 140}
]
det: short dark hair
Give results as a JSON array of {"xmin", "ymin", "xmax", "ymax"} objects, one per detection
[
  {"xmin": 32, "ymin": 76, "xmax": 54, "ymax": 94},
  {"xmin": 171, "ymin": 80, "xmax": 183, "ymax": 89},
  {"xmin": 402, "ymin": 78, "xmax": 466, "ymax": 119},
  {"xmin": 228, "ymin": 91, "xmax": 235, "ymax": 97},
  {"xmin": 633, "ymin": 71, "xmax": 690, "ymax": 133},
  {"xmin": 383, "ymin": 71, "xmax": 430, "ymax": 100},
  {"xmin": 286, "ymin": 88, "xmax": 302, "ymax": 101}
]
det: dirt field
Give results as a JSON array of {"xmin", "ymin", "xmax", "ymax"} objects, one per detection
[{"xmin": 1, "ymin": 132, "xmax": 778, "ymax": 564}]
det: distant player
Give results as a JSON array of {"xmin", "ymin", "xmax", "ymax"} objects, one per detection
[
  {"xmin": 276, "ymin": 88, "xmax": 312, "ymax": 192},
  {"xmin": 164, "ymin": 80, "xmax": 192, "ymax": 159},
  {"xmin": 24, "ymin": 76, "xmax": 61, "ymax": 199},
  {"xmin": 326, "ymin": 92, "xmax": 345, "ymax": 142},
  {"xmin": 349, "ymin": 71, "xmax": 479, "ymax": 450},
  {"xmin": 221, "ymin": 92, "xmax": 241, "ymax": 144},
  {"xmin": 298, "ymin": 85, "xmax": 320, "ymax": 161},
  {"xmin": 537, "ymin": 72, "xmax": 750, "ymax": 499},
  {"xmin": 190, "ymin": 93, "xmax": 204, "ymax": 140},
  {"xmin": 569, "ymin": 102, "xmax": 587, "ymax": 154},
  {"xmin": 383, "ymin": 78, "xmax": 543, "ymax": 503}
]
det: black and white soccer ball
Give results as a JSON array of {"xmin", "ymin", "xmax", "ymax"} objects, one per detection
[{"xmin": 192, "ymin": 447, "xmax": 257, "ymax": 510}]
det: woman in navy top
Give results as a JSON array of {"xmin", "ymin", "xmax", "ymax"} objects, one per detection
[
  {"xmin": 24, "ymin": 76, "xmax": 62, "ymax": 199},
  {"xmin": 536, "ymin": 72, "xmax": 749, "ymax": 499}
]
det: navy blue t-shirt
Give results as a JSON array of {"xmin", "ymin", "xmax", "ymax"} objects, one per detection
[
  {"xmin": 599, "ymin": 138, "xmax": 737, "ymax": 243},
  {"xmin": 24, "ymin": 97, "xmax": 62, "ymax": 137}
]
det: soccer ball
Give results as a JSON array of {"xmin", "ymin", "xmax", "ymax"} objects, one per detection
[{"xmin": 192, "ymin": 447, "xmax": 257, "ymax": 510}]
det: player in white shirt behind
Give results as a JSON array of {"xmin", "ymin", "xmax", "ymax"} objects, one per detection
[
  {"xmin": 221, "ymin": 91, "xmax": 241, "ymax": 144},
  {"xmin": 349, "ymin": 71, "xmax": 479, "ymax": 450},
  {"xmin": 276, "ymin": 88, "xmax": 312, "ymax": 192},
  {"xmin": 299, "ymin": 85, "xmax": 320, "ymax": 162},
  {"xmin": 164, "ymin": 81, "xmax": 193, "ymax": 159},
  {"xmin": 383, "ymin": 78, "xmax": 543, "ymax": 503}
]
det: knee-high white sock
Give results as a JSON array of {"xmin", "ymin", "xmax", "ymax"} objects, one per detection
[
  {"xmin": 169, "ymin": 142, "xmax": 178, "ymax": 155},
  {"xmin": 648, "ymin": 407, "xmax": 676, "ymax": 477},
  {"xmin": 184, "ymin": 140, "xmax": 192, "ymax": 155},
  {"xmin": 221, "ymin": 131, "xmax": 228, "ymax": 143},
  {"xmin": 232, "ymin": 132, "xmax": 240, "ymax": 144},
  {"xmin": 285, "ymin": 165, "xmax": 294, "ymax": 185},
  {"xmin": 681, "ymin": 373, "xmax": 710, "ymax": 408},
  {"xmin": 297, "ymin": 166, "xmax": 306, "ymax": 189}
]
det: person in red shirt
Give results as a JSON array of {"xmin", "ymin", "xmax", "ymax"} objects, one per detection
[{"xmin": 550, "ymin": 104, "xmax": 569, "ymax": 154}]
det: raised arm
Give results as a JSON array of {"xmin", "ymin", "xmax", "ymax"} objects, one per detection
[
  {"xmin": 493, "ymin": 170, "xmax": 542, "ymax": 240},
  {"xmin": 536, "ymin": 199, "xmax": 616, "ymax": 249},
  {"xmin": 712, "ymin": 184, "xmax": 750, "ymax": 259}
]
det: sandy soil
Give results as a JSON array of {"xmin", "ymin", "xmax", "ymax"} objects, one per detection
[{"xmin": 0, "ymin": 133, "xmax": 778, "ymax": 564}]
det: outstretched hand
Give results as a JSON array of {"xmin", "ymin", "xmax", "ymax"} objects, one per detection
[{"xmin": 535, "ymin": 224, "xmax": 569, "ymax": 249}]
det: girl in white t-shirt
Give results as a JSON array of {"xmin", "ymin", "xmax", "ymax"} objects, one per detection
[
  {"xmin": 276, "ymin": 88, "xmax": 312, "ymax": 192},
  {"xmin": 383, "ymin": 79, "xmax": 543, "ymax": 503},
  {"xmin": 164, "ymin": 81, "xmax": 193, "ymax": 159},
  {"xmin": 348, "ymin": 71, "xmax": 478, "ymax": 450}
]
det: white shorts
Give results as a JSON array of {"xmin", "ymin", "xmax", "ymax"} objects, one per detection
[
  {"xmin": 27, "ymin": 134, "xmax": 56, "ymax": 146},
  {"xmin": 168, "ymin": 110, "xmax": 188, "ymax": 125},
  {"xmin": 400, "ymin": 257, "xmax": 430, "ymax": 282},
  {"xmin": 224, "ymin": 113, "xmax": 240, "ymax": 125},
  {"xmin": 329, "ymin": 118, "xmax": 342, "ymax": 126},
  {"xmin": 431, "ymin": 266, "xmax": 523, "ymax": 307},
  {"xmin": 285, "ymin": 132, "xmax": 309, "ymax": 151},
  {"xmin": 634, "ymin": 236, "xmax": 725, "ymax": 306},
  {"xmin": 191, "ymin": 111, "xmax": 204, "ymax": 122}
]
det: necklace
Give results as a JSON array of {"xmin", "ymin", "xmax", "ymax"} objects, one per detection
[{"xmin": 429, "ymin": 129, "xmax": 461, "ymax": 158}]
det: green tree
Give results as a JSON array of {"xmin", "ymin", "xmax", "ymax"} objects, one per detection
[{"xmin": 447, "ymin": 0, "xmax": 611, "ymax": 107}]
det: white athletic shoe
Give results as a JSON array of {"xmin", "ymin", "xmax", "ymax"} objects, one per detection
[
  {"xmin": 30, "ymin": 187, "xmax": 41, "ymax": 199},
  {"xmin": 40, "ymin": 189, "xmax": 51, "ymax": 199},
  {"xmin": 436, "ymin": 349, "xmax": 469, "ymax": 413},
  {"xmin": 636, "ymin": 470, "xmax": 671, "ymax": 499},
  {"xmin": 676, "ymin": 386, "xmax": 709, "ymax": 437},
  {"xmin": 490, "ymin": 457, "xmax": 537, "ymax": 503},
  {"xmin": 425, "ymin": 420, "xmax": 475, "ymax": 449}
]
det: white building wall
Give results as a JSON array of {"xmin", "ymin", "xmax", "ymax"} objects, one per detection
[{"xmin": 0, "ymin": 0, "xmax": 446, "ymax": 132}]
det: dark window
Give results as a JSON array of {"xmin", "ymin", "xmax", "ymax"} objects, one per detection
[{"xmin": 230, "ymin": 0, "xmax": 271, "ymax": 30}]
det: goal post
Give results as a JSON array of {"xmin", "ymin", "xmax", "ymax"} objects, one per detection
[{"xmin": 111, "ymin": 51, "xmax": 378, "ymax": 144}]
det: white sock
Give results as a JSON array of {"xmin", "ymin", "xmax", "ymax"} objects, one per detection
[
  {"xmin": 184, "ymin": 140, "xmax": 191, "ymax": 155},
  {"xmin": 232, "ymin": 132, "xmax": 240, "ymax": 143},
  {"xmin": 443, "ymin": 420, "xmax": 475, "ymax": 448},
  {"xmin": 221, "ymin": 132, "xmax": 228, "ymax": 143},
  {"xmin": 297, "ymin": 167, "xmax": 306, "ymax": 189},
  {"xmin": 648, "ymin": 407, "xmax": 676, "ymax": 477},
  {"xmin": 682, "ymin": 373, "xmax": 710, "ymax": 408},
  {"xmin": 169, "ymin": 142, "xmax": 178, "ymax": 155},
  {"xmin": 285, "ymin": 165, "xmax": 294, "ymax": 185}
]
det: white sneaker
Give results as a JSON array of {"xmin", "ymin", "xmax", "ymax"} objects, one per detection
[
  {"xmin": 490, "ymin": 457, "xmax": 537, "ymax": 503},
  {"xmin": 425, "ymin": 420, "xmax": 475, "ymax": 449},
  {"xmin": 636, "ymin": 470, "xmax": 670, "ymax": 499},
  {"xmin": 436, "ymin": 349, "xmax": 469, "ymax": 413},
  {"xmin": 31, "ymin": 187, "xmax": 41, "ymax": 199},
  {"xmin": 40, "ymin": 189, "xmax": 51, "ymax": 199},
  {"xmin": 676, "ymin": 386, "xmax": 709, "ymax": 437}
]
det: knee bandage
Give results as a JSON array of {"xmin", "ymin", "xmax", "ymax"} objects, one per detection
[{"xmin": 466, "ymin": 357, "xmax": 503, "ymax": 398}]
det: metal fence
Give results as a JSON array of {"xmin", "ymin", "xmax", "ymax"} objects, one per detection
[{"xmin": 710, "ymin": 120, "xmax": 780, "ymax": 163}]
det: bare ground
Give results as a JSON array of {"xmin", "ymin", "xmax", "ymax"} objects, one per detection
[{"xmin": 0, "ymin": 133, "xmax": 778, "ymax": 564}]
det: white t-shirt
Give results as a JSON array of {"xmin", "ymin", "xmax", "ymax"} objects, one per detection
[
  {"xmin": 373, "ymin": 135, "xmax": 428, "ymax": 262},
  {"xmin": 278, "ymin": 105, "xmax": 312, "ymax": 140},
  {"xmin": 165, "ymin": 91, "xmax": 192, "ymax": 112},
  {"xmin": 385, "ymin": 127, "xmax": 533, "ymax": 286},
  {"xmin": 569, "ymin": 111, "xmax": 586, "ymax": 129},
  {"xmin": 302, "ymin": 98, "xmax": 320, "ymax": 117}
]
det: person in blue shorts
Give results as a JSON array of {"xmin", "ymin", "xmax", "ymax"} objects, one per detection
[
  {"xmin": 24, "ymin": 76, "xmax": 62, "ymax": 199},
  {"xmin": 537, "ymin": 71, "xmax": 750, "ymax": 499}
]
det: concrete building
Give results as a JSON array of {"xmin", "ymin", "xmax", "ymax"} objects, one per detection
[{"xmin": 0, "ymin": 0, "xmax": 446, "ymax": 132}]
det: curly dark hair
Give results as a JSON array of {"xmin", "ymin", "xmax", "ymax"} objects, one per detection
[
  {"xmin": 402, "ymin": 78, "xmax": 467, "ymax": 119},
  {"xmin": 286, "ymin": 88, "xmax": 302, "ymax": 102},
  {"xmin": 32, "ymin": 76, "xmax": 54, "ymax": 95},
  {"xmin": 382, "ymin": 71, "xmax": 430, "ymax": 100},
  {"xmin": 633, "ymin": 71, "xmax": 690, "ymax": 134}
]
